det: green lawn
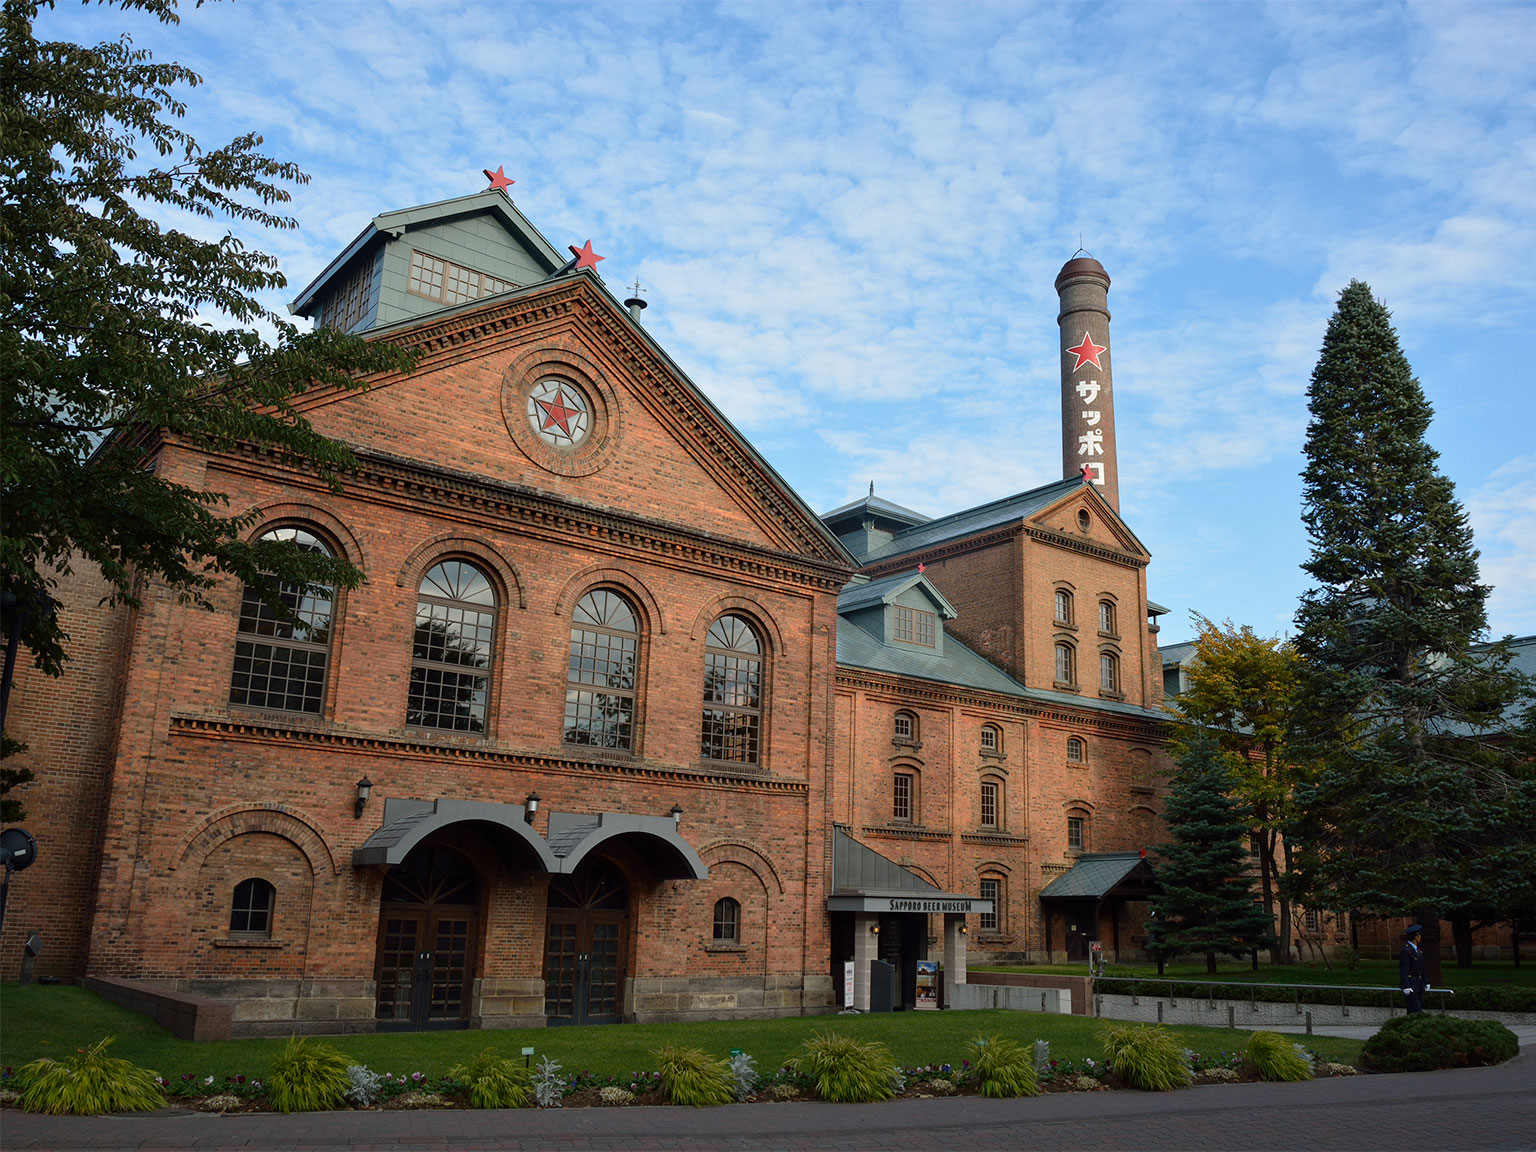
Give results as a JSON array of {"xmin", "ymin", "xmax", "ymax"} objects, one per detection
[{"xmin": 0, "ymin": 983, "xmax": 1363, "ymax": 1082}]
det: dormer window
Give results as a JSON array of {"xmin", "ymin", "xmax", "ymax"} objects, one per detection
[
  {"xmin": 407, "ymin": 249, "xmax": 516, "ymax": 307},
  {"xmin": 893, "ymin": 604, "xmax": 936, "ymax": 647}
]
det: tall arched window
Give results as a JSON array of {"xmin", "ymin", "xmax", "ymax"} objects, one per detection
[
  {"xmin": 408, "ymin": 560, "xmax": 496, "ymax": 733},
  {"xmin": 713, "ymin": 897, "xmax": 741, "ymax": 943},
  {"xmin": 565, "ymin": 589, "xmax": 639, "ymax": 749},
  {"xmin": 1098, "ymin": 599, "xmax": 1117, "ymax": 635},
  {"xmin": 1054, "ymin": 589, "xmax": 1074, "ymax": 625},
  {"xmin": 229, "ymin": 526, "xmax": 335, "ymax": 714},
  {"xmin": 701, "ymin": 614, "xmax": 763, "ymax": 765},
  {"xmin": 1099, "ymin": 651, "xmax": 1120, "ymax": 694},
  {"xmin": 1054, "ymin": 642, "xmax": 1076, "ymax": 685},
  {"xmin": 980, "ymin": 778, "xmax": 1002, "ymax": 829}
]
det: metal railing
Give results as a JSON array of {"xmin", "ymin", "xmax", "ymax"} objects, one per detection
[{"xmin": 1094, "ymin": 976, "xmax": 1456, "ymax": 1016}]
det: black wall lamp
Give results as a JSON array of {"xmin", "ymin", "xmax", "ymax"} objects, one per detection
[
  {"xmin": 670, "ymin": 803, "xmax": 683, "ymax": 828},
  {"xmin": 353, "ymin": 776, "xmax": 373, "ymax": 819},
  {"xmin": 524, "ymin": 792, "xmax": 540, "ymax": 824}
]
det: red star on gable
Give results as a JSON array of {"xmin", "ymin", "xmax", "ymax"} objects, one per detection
[
  {"xmin": 535, "ymin": 389, "xmax": 581, "ymax": 437},
  {"xmin": 917, "ymin": 562, "xmax": 926, "ymax": 574},
  {"xmin": 1066, "ymin": 331, "xmax": 1106, "ymax": 371},
  {"xmin": 483, "ymin": 165, "xmax": 514, "ymax": 191},
  {"xmin": 1081, "ymin": 464, "xmax": 1095, "ymax": 483},
  {"xmin": 569, "ymin": 240, "xmax": 604, "ymax": 270}
]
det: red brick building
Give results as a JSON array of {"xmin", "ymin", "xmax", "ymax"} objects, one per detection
[{"xmin": 3, "ymin": 188, "xmax": 1173, "ymax": 1032}]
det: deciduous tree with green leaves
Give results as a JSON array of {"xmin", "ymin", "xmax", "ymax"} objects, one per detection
[
  {"xmin": 1290, "ymin": 280, "xmax": 1536, "ymax": 980},
  {"xmin": 0, "ymin": 0, "xmax": 414, "ymax": 749},
  {"xmin": 1168, "ymin": 615, "xmax": 1309, "ymax": 964}
]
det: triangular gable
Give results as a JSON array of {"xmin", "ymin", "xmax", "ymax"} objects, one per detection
[
  {"xmin": 1024, "ymin": 482, "xmax": 1150, "ymax": 562},
  {"xmin": 830, "ymin": 827, "xmax": 942, "ymax": 895},
  {"xmin": 837, "ymin": 572, "xmax": 957, "ymax": 619}
]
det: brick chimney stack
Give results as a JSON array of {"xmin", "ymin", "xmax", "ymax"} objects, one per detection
[{"xmin": 1055, "ymin": 256, "xmax": 1119, "ymax": 512}]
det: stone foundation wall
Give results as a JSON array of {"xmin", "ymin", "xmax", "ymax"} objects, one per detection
[{"xmin": 629, "ymin": 973, "xmax": 834, "ymax": 1022}]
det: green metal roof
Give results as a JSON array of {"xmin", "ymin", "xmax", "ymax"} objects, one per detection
[{"xmin": 1038, "ymin": 852, "xmax": 1157, "ymax": 900}]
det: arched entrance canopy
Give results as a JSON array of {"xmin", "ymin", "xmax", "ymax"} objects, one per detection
[
  {"xmin": 547, "ymin": 812, "xmax": 708, "ymax": 880},
  {"xmin": 353, "ymin": 798, "xmax": 559, "ymax": 874}
]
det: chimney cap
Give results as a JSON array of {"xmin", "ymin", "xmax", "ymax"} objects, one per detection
[{"xmin": 1055, "ymin": 256, "xmax": 1110, "ymax": 292}]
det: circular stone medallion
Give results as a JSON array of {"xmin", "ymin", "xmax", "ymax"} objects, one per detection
[{"xmin": 526, "ymin": 378, "xmax": 591, "ymax": 448}]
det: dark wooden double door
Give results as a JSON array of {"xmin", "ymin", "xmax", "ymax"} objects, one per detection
[
  {"xmin": 375, "ymin": 846, "xmax": 477, "ymax": 1031},
  {"xmin": 543, "ymin": 859, "xmax": 629, "ymax": 1026}
]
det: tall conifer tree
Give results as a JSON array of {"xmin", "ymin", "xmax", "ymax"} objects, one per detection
[
  {"xmin": 1291, "ymin": 281, "xmax": 1536, "ymax": 979},
  {"xmin": 1149, "ymin": 734, "xmax": 1276, "ymax": 975}
]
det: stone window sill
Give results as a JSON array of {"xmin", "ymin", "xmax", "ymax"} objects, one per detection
[
  {"xmin": 214, "ymin": 938, "xmax": 282, "ymax": 949},
  {"xmin": 704, "ymin": 943, "xmax": 746, "ymax": 954}
]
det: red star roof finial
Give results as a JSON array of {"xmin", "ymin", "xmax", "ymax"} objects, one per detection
[
  {"xmin": 1081, "ymin": 464, "xmax": 1094, "ymax": 483},
  {"xmin": 1066, "ymin": 331, "xmax": 1107, "ymax": 372},
  {"xmin": 917, "ymin": 562, "xmax": 927, "ymax": 574},
  {"xmin": 483, "ymin": 165, "xmax": 515, "ymax": 192},
  {"xmin": 569, "ymin": 240, "xmax": 604, "ymax": 270}
]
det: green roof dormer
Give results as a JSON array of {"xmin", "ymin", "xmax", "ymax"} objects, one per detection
[{"xmin": 290, "ymin": 189, "xmax": 567, "ymax": 334}]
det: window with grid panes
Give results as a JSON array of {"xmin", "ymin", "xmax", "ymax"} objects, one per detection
[
  {"xmin": 1055, "ymin": 642, "xmax": 1076, "ymax": 684},
  {"xmin": 408, "ymin": 248, "xmax": 518, "ymax": 307},
  {"xmin": 713, "ymin": 897, "xmax": 740, "ymax": 943},
  {"xmin": 229, "ymin": 527, "xmax": 335, "ymax": 714},
  {"xmin": 894, "ymin": 711, "xmax": 915, "ymax": 741},
  {"xmin": 407, "ymin": 561, "xmax": 496, "ymax": 733},
  {"xmin": 319, "ymin": 256, "xmax": 375, "ymax": 332},
  {"xmin": 1100, "ymin": 652, "xmax": 1120, "ymax": 694},
  {"xmin": 981, "ymin": 724, "xmax": 999, "ymax": 751},
  {"xmin": 229, "ymin": 878, "xmax": 275, "ymax": 936},
  {"xmin": 701, "ymin": 615, "xmax": 763, "ymax": 764},
  {"xmin": 893, "ymin": 772, "xmax": 914, "ymax": 821},
  {"xmin": 564, "ymin": 590, "xmax": 640, "ymax": 749},
  {"xmin": 1055, "ymin": 589, "xmax": 1073, "ymax": 624},
  {"xmin": 1067, "ymin": 815, "xmax": 1085, "ymax": 850},
  {"xmin": 979, "ymin": 877, "xmax": 1000, "ymax": 932},
  {"xmin": 1099, "ymin": 600, "xmax": 1117, "ymax": 634},
  {"xmin": 1067, "ymin": 736, "xmax": 1085, "ymax": 763},
  {"xmin": 980, "ymin": 780, "xmax": 999, "ymax": 828},
  {"xmin": 893, "ymin": 604, "xmax": 936, "ymax": 646}
]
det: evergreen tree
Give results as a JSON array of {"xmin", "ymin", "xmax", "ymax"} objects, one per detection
[
  {"xmin": 1168, "ymin": 615, "xmax": 1310, "ymax": 964},
  {"xmin": 1290, "ymin": 281, "xmax": 1536, "ymax": 980},
  {"xmin": 1, "ymin": 0, "xmax": 415, "ymax": 689},
  {"xmin": 1149, "ymin": 733, "xmax": 1276, "ymax": 975}
]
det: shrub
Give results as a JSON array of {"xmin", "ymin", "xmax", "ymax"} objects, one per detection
[
  {"xmin": 1244, "ymin": 1032, "xmax": 1314, "ymax": 1082},
  {"xmin": 445, "ymin": 1048, "xmax": 532, "ymax": 1110},
  {"xmin": 532, "ymin": 1055, "xmax": 564, "ymax": 1108},
  {"xmin": 790, "ymin": 1031, "xmax": 900, "ymax": 1103},
  {"xmin": 266, "ymin": 1037, "xmax": 351, "ymax": 1114},
  {"xmin": 345, "ymin": 1064, "xmax": 383, "ymax": 1107},
  {"xmin": 967, "ymin": 1035, "xmax": 1040, "ymax": 1098},
  {"xmin": 728, "ymin": 1050, "xmax": 759, "ymax": 1102},
  {"xmin": 1099, "ymin": 1023, "xmax": 1192, "ymax": 1091},
  {"xmin": 17, "ymin": 1037, "xmax": 164, "ymax": 1116},
  {"xmin": 652, "ymin": 1044, "xmax": 734, "ymax": 1107},
  {"xmin": 1360, "ymin": 1014, "xmax": 1519, "ymax": 1073}
]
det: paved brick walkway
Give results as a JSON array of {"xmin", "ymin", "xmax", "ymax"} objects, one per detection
[{"xmin": 4, "ymin": 1043, "xmax": 1533, "ymax": 1152}]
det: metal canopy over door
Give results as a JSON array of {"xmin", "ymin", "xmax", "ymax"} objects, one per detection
[
  {"xmin": 544, "ymin": 858, "xmax": 628, "ymax": 1026},
  {"xmin": 375, "ymin": 845, "xmax": 479, "ymax": 1031}
]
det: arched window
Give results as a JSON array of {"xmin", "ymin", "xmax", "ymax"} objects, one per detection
[
  {"xmin": 1099, "ymin": 600, "xmax": 1117, "ymax": 635},
  {"xmin": 979, "ymin": 876, "xmax": 1002, "ymax": 933},
  {"xmin": 1054, "ymin": 642, "xmax": 1076, "ymax": 685},
  {"xmin": 229, "ymin": 526, "xmax": 335, "ymax": 714},
  {"xmin": 408, "ymin": 560, "xmax": 497, "ymax": 733},
  {"xmin": 564, "ymin": 589, "xmax": 640, "ymax": 749},
  {"xmin": 713, "ymin": 897, "xmax": 741, "ymax": 943},
  {"xmin": 229, "ymin": 877, "xmax": 275, "ymax": 936},
  {"xmin": 893, "ymin": 770, "xmax": 917, "ymax": 822},
  {"xmin": 980, "ymin": 723, "xmax": 1001, "ymax": 753},
  {"xmin": 893, "ymin": 710, "xmax": 919, "ymax": 744},
  {"xmin": 1099, "ymin": 651, "xmax": 1120, "ymax": 695},
  {"xmin": 1067, "ymin": 813, "xmax": 1087, "ymax": 851},
  {"xmin": 980, "ymin": 778, "xmax": 1002, "ymax": 829},
  {"xmin": 1066, "ymin": 736, "xmax": 1086, "ymax": 764},
  {"xmin": 701, "ymin": 615, "xmax": 763, "ymax": 765},
  {"xmin": 1054, "ymin": 589, "xmax": 1073, "ymax": 625}
]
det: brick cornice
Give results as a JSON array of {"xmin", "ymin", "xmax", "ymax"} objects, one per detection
[
  {"xmin": 861, "ymin": 824, "xmax": 950, "ymax": 843},
  {"xmin": 206, "ymin": 443, "xmax": 852, "ymax": 594},
  {"xmin": 168, "ymin": 714, "xmax": 810, "ymax": 796},
  {"xmin": 834, "ymin": 668, "xmax": 1169, "ymax": 742},
  {"xmin": 1021, "ymin": 524, "xmax": 1148, "ymax": 568}
]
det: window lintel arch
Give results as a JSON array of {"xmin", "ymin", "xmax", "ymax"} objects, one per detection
[
  {"xmin": 974, "ymin": 762, "xmax": 1010, "ymax": 777},
  {"xmin": 973, "ymin": 858, "xmax": 1014, "ymax": 877},
  {"xmin": 1062, "ymin": 797, "xmax": 1097, "ymax": 812},
  {"xmin": 237, "ymin": 501, "xmax": 365, "ymax": 571},
  {"xmin": 689, "ymin": 595, "xmax": 782, "ymax": 654},
  {"xmin": 554, "ymin": 566, "xmax": 666, "ymax": 634},
  {"xmin": 396, "ymin": 534, "xmax": 525, "ymax": 609}
]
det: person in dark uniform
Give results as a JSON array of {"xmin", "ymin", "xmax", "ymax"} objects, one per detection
[{"xmin": 1399, "ymin": 924, "xmax": 1429, "ymax": 1014}]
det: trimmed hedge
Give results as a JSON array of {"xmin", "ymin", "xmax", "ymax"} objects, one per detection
[
  {"xmin": 1094, "ymin": 978, "xmax": 1536, "ymax": 1014},
  {"xmin": 1359, "ymin": 1014, "xmax": 1518, "ymax": 1073}
]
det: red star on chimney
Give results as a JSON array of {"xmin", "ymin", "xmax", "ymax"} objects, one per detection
[
  {"xmin": 569, "ymin": 240, "xmax": 604, "ymax": 270},
  {"xmin": 1066, "ymin": 331, "xmax": 1106, "ymax": 372},
  {"xmin": 483, "ymin": 165, "xmax": 514, "ymax": 191}
]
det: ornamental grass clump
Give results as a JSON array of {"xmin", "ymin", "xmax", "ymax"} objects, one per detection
[
  {"xmin": 1360, "ymin": 1014, "xmax": 1518, "ymax": 1073},
  {"xmin": 1244, "ymin": 1031, "xmax": 1314, "ymax": 1082},
  {"xmin": 1100, "ymin": 1023, "xmax": 1192, "ymax": 1092},
  {"xmin": 652, "ymin": 1044, "xmax": 734, "ymax": 1107},
  {"xmin": 446, "ymin": 1048, "xmax": 532, "ymax": 1109},
  {"xmin": 967, "ymin": 1035, "xmax": 1040, "ymax": 1098},
  {"xmin": 17, "ymin": 1037, "xmax": 164, "ymax": 1116},
  {"xmin": 790, "ymin": 1031, "xmax": 899, "ymax": 1103},
  {"xmin": 266, "ymin": 1037, "xmax": 351, "ymax": 1114}
]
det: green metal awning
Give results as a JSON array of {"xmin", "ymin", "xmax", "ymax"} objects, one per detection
[{"xmin": 1038, "ymin": 851, "xmax": 1156, "ymax": 901}]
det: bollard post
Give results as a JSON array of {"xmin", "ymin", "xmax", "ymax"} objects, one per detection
[
  {"xmin": 1305, "ymin": 1010, "xmax": 1313, "ymax": 1035},
  {"xmin": 1227, "ymin": 1004, "xmax": 1235, "ymax": 1028},
  {"xmin": 1157, "ymin": 1000, "xmax": 1163, "ymax": 1023}
]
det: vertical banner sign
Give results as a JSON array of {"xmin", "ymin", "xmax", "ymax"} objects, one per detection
[
  {"xmin": 844, "ymin": 959, "xmax": 855, "ymax": 1008},
  {"xmin": 915, "ymin": 960, "xmax": 939, "ymax": 1010}
]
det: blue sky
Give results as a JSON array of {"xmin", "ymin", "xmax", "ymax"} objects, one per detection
[{"xmin": 47, "ymin": 1, "xmax": 1536, "ymax": 641}]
